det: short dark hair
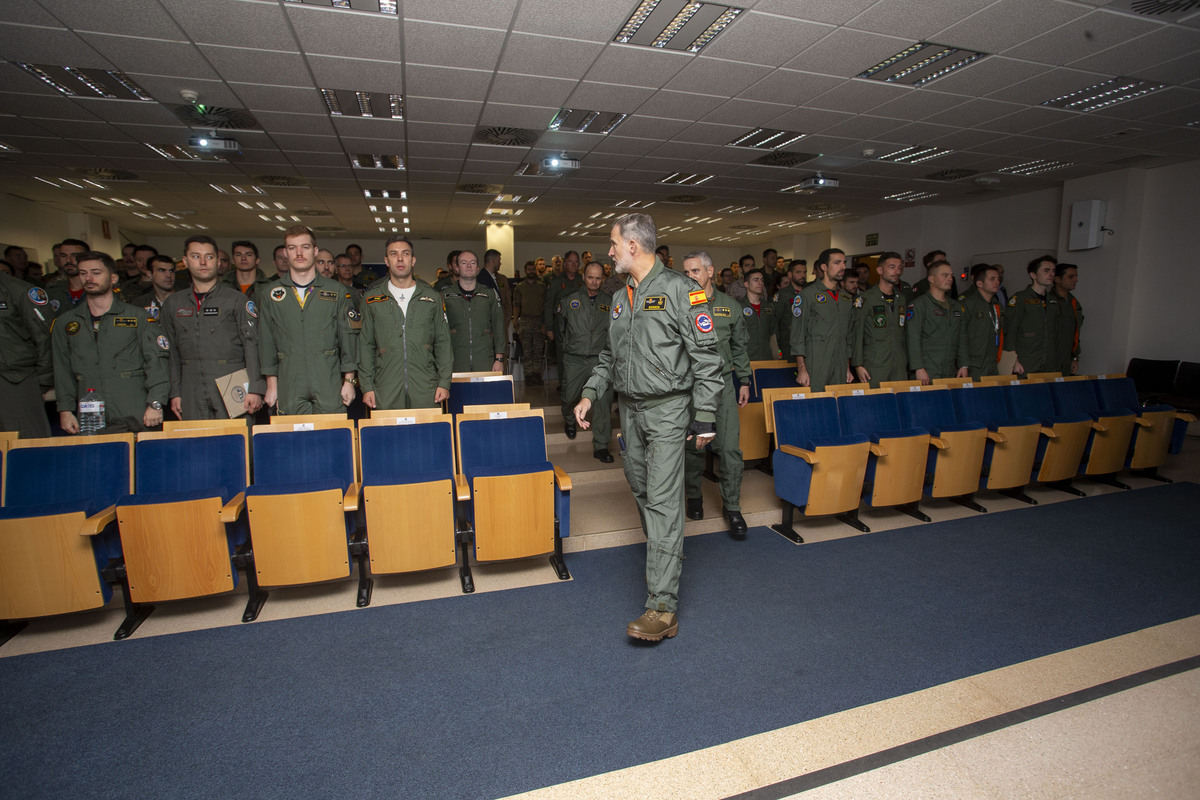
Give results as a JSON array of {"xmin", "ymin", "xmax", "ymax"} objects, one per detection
[
  {"xmin": 1028, "ymin": 254, "xmax": 1057, "ymax": 275},
  {"xmin": 60, "ymin": 238, "xmax": 90, "ymax": 250},
  {"xmin": 788, "ymin": 259, "xmax": 807, "ymax": 269},
  {"xmin": 3, "ymin": 245, "xmax": 24, "ymax": 258},
  {"xmin": 923, "ymin": 249, "xmax": 946, "ymax": 267},
  {"xmin": 183, "ymin": 235, "xmax": 217, "ymax": 252},
  {"xmin": 927, "ymin": 259, "xmax": 952, "ymax": 274},
  {"xmin": 1055, "ymin": 262, "xmax": 1077, "ymax": 278},
  {"xmin": 231, "ymin": 240, "xmax": 258, "ymax": 258},
  {"xmin": 484, "ymin": 249, "xmax": 500, "ymax": 263},
  {"xmin": 148, "ymin": 254, "xmax": 176, "ymax": 271},
  {"xmin": 743, "ymin": 268, "xmax": 765, "ymax": 282},
  {"xmin": 878, "ymin": 251, "xmax": 903, "ymax": 264},
  {"xmin": 655, "ymin": 244, "xmax": 669, "ymax": 256},
  {"xmin": 739, "ymin": 254, "xmax": 755, "ymax": 267},
  {"xmin": 273, "ymin": 245, "xmax": 286, "ymax": 257},
  {"xmin": 386, "ymin": 235, "xmax": 415, "ymax": 251},
  {"xmin": 347, "ymin": 243, "xmax": 362, "ymax": 253},
  {"xmin": 563, "ymin": 250, "xmax": 579, "ymax": 261},
  {"xmin": 446, "ymin": 249, "xmax": 461, "ymax": 265},
  {"xmin": 762, "ymin": 248, "xmax": 777, "ymax": 259},
  {"xmin": 815, "ymin": 249, "xmax": 844, "ymax": 270},
  {"xmin": 133, "ymin": 244, "xmax": 158, "ymax": 258},
  {"xmin": 77, "ymin": 251, "xmax": 117, "ymax": 273}
]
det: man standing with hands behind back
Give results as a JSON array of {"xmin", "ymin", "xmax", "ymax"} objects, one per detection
[{"xmin": 574, "ymin": 213, "xmax": 723, "ymax": 643}]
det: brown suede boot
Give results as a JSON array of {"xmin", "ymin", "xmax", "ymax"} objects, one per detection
[{"xmin": 626, "ymin": 609, "xmax": 678, "ymax": 641}]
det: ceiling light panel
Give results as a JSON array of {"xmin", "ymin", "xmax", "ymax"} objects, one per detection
[
  {"xmin": 35, "ymin": 176, "xmax": 104, "ymax": 190},
  {"xmin": 547, "ymin": 108, "xmax": 628, "ymax": 134},
  {"xmin": 1041, "ymin": 77, "xmax": 1167, "ymax": 113},
  {"xmin": 320, "ymin": 88, "xmax": 404, "ymax": 119},
  {"xmin": 726, "ymin": 128, "xmax": 808, "ymax": 150},
  {"xmin": 15, "ymin": 63, "xmax": 153, "ymax": 100},
  {"xmin": 997, "ymin": 159, "xmax": 1074, "ymax": 176},
  {"xmin": 779, "ymin": 184, "xmax": 817, "ymax": 194},
  {"xmin": 614, "ymin": 1, "xmax": 744, "ymax": 53},
  {"xmin": 613, "ymin": 200, "xmax": 655, "ymax": 208},
  {"xmin": 284, "ymin": 0, "xmax": 397, "ymax": 14},
  {"xmin": 363, "ymin": 189, "xmax": 406, "ymax": 198},
  {"xmin": 658, "ymin": 172, "xmax": 713, "ymax": 185},
  {"xmin": 878, "ymin": 146, "xmax": 953, "ymax": 164},
  {"xmin": 351, "ymin": 154, "xmax": 405, "ymax": 170},
  {"xmin": 716, "ymin": 205, "xmax": 757, "ymax": 213},
  {"xmin": 0, "ymin": 140, "xmax": 21, "ymax": 153},
  {"xmin": 494, "ymin": 194, "xmax": 537, "ymax": 204},
  {"xmin": 857, "ymin": 42, "xmax": 988, "ymax": 87},
  {"xmin": 145, "ymin": 143, "xmax": 224, "ymax": 162},
  {"xmin": 210, "ymin": 184, "xmax": 267, "ymax": 195},
  {"xmin": 883, "ymin": 190, "xmax": 941, "ymax": 201}
]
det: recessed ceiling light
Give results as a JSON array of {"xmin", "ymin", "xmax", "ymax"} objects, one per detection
[
  {"xmin": 145, "ymin": 143, "xmax": 224, "ymax": 162},
  {"xmin": 857, "ymin": 42, "xmax": 988, "ymax": 87},
  {"xmin": 284, "ymin": 0, "xmax": 397, "ymax": 13},
  {"xmin": 363, "ymin": 189, "xmax": 406, "ymax": 199},
  {"xmin": 0, "ymin": 140, "xmax": 20, "ymax": 153},
  {"xmin": 768, "ymin": 221, "xmax": 807, "ymax": 228},
  {"xmin": 494, "ymin": 194, "xmax": 537, "ymax": 204},
  {"xmin": 726, "ymin": 128, "xmax": 808, "ymax": 150},
  {"xmin": 997, "ymin": 159, "xmax": 1074, "ymax": 176},
  {"xmin": 320, "ymin": 88, "xmax": 404, "ymax": 120},
  {"xmin": 658, "ymin": 172, "xmax": 713, "ymax": 185},
  {"xmin": 683, "ymin": 216, "xmax": 722, "ymax": 224},
  {"xmin": 780, "ymin": 184, "xmax": 817, "ymax": 194},
  {"xmin": 716, "ymin": 205, "xmax": 757, "ymax": 213},
  {"xmin": 547, "ymin": 108, "xmax": 628, "ymax": 134},
  {"xmin": 878, "ymin": 146, "xmax": 953, "ymax": 164},
  {"xmin": 615, "ymin": 1, "xmax": 743, "ymax": 53},
  {"xmin": 613, "ymin": 200, "xmax": 655, "ymax": 209},
  {"xmin": 883, "ymin": 190, "xmax": 941, "ymax": 202},
  {"xmin": 15, "ymin": 63, "xmax": 153, "ymax": 100},
  {"xmin": 1041, "ymin": 76, "xmax": 1167, "ymax": 113},
  {"xmin": 210, "ymin": 184, "xmax": 266, "ymax": 195},
  {"xmin": 352, "ymin": 154, "xmax": 404, "ymax": 170}
]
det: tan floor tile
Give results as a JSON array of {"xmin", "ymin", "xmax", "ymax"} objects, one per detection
[{"xmin": 783, "ymin": 749, "xmax": 992, "ymax": 800}]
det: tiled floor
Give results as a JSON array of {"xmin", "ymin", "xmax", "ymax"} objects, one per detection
[{"xmin": 4, "ymin": 381, "xmax": 1198, "ymax": 799}]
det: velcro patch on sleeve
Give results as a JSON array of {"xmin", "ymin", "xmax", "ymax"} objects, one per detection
[{"xmin": 688, "ymin": 290, "xmax": 706, "ymax": 306}]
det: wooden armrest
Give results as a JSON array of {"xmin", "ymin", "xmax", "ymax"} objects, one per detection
[
  {"xmin": 553, "ymin": 465, "xmax": 572, "ymax": 492},
  {"xmin": 1176, "ymin": 412, "xmax": 1197, "ymax": 423},
  {"xmin": 987, "ymin": 431, "xmax": 1008, "ymax": 443},
  {"xmin": 343, "ymin": 482, "xmax": 360, "ymax": 512},
  {"xmin": 1134, "ymin": 417, "xmax": 1153, "ymax": 428},
  {"xmin": 455, "ymin": 474, "xmax": 470, "ymax": 502},
  {"xmin": 930, "ymin": 437, "xmax": 950, "ymax": 450},
  {"xmin": 869, "ymin": 443, "xmax": 887, "ymax": 457},
  {"xmin": 220, "ymin": 492, "xmax": 246, "ymax": 523},
  {"xmin": 779, "ymin": 444, "xmax": 819, "ymax": 464},
  {"xmin": 1040, "ymin": 427, "xmax": 1058, "ymax": 438},
  {"xmin": 1091, "ymin": 421, "xmax": 1108, "ymax": 432},
  {"xmin": 80, "ymin": 505, "xmax": 117, "ymax": 536}
]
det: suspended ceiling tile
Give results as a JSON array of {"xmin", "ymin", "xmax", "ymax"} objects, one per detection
[
  {"xmin": 511, "ymin": 0, "xmax": 625, "ymax": 42},
  {"xmin": 931, "ymin": 0, "xmax": 1088, "ymax": 54},
  {"xmin": 0, "ymin": 23, "xmax": 113, "ymax": 67},
  {"xmin": 584, "ymin": 45, "xmax": 692, "ymax": 89},
  {"xmin": 403, "ymin": 20, "xmax": 506, "ymax": 71},
  {"xmin": 404, "ymin": 96, "xmax": 479, "ymax": 126},
  {"xmin": 488, "ymin": 72, "xmax": 578, "ymax": 108},
  {"xmin": 846, "ymin": 0, "xmax": 994, "ymax": 41},
  {"xmin": 230, "ymin": 84, "xmax": 326, "ymax": 116},
  {"xmin": 403, "ymin": 65, "xmax": 490, "ymax": 102},
  {"xmin": 696, "ymin": 11, "xmax": 830, "ymax": 68},
  {"xmin": 199, "ymin": 45, "xmax": 312, "ymax": 87},
  {"xmin": 740, "ymin": 69, "xmax": 844, "ymax": 107},
  {"xmin": 1003, "ymin": 9, "xmax": 1160, "ymax": 65},
  {"xmin": 786, "ymin": 27, "xmax": 911, "ymax": 77},
  {"xmin": 404, "ymin": 0, "xmax": 519, "ymax": 29},
  {"xmin": 159, "ymin": 0, "xmax": 297, "ymax": 51},
  {"xmin": 286, "ymin": 4, "xmax": 401, "ymax": 57},
  {"xmin": 497, "ymin": 33, "xmax": 603, "ymax": 80}
]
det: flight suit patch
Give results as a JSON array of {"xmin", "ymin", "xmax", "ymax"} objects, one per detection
[
  {"xmin": 695, "ymin": 312, "xmax": 714, "ymax": 333},
  {"xmin": 156, "ymin": 335, "xmax": 170, "ymax": 350},
  {"xmin": 569, "ymin": 299, "xmax": 580, "ymax": 310},
  {"xmin": 418, "ymin": 296, "xmax": 436, "ymax": 303},
  {"xmin": 202, "ymin": 306, "xmax": 220, "ymax": 316},
  {"xmin": 714, "ymin": 306, "xmax": 731, "ymax": 317},
  {"xmin": 853, "ymin": 296, "xmax": 863, "ymax": 308},
  {"xmin": 365, "ymin": 295, "xmax": 388, "ymax": 304},
  {"xmin": 815, "ymin": 292, "xmax": 827, "ymax": 303},
  {"xmin": 688, "ymin": 290, "xmax": 706, "ymax": 306},
  {"xmin": 319, "ymin": 290, "xmax": 338, "ymax": 301},
  {"xmin": 270, "ymin": 287, "xmax": 286, "ymax": 302},
  {"xmin": 934, "ymin": 308, "xmax": 947, "ymax": 317},
  {"xmin": 1008, "ymin": 297, "xmax": 1017, "ymax": 306},
  {"xmin": 0, "ymin": 301, "xmax": 7, "ymax": 310},
  {"xmin": 873, "ymin": 314, "xmax": 886, "ymax": 328},
  {"xmin": 643, "ymin": 296, "xmax": 666, "ymax": 311},
  {"xmin": 113, "ymin": 317, "xmax": 138, "ymax": 328},
  {"xmin": 50, "ymin": 299, "xmax": 60, "ymax": 312},
  {"xmin": 905, "ymin": 307, "xmax": 915, "ymax": 320},
  {"xmin": 743, "ymin": 307, "xmax": 753, "ymax": 317},
  {"xmin": 28, "ymin": 288, "xmax": 47, "ymax": 305},
  {"xmin": 612, "ymin": 303, "xmax": 622, "ymax": 319},
  {"xmin": 246, "ymin": 301, "xmax": 258, "ymax": 318},
  {"xmin": 65, "ymin": 320, "xmax": 81, "ymax": 335},
  {"xmin": 952, "ymin": 310, "xmax": 961, "ymax": 318},
  {"xmin": 599, "ymin": 304, "xmax": 609, "ymax": 313},
  {"xmin": 1025, "ymin": 298, "xmax": 1041, "ymax": 305},
  {"xmin": 146, "ymin": 306, "xmax": 159, "ymax": 320},
  {"xmin": 176, "ymin": 308, "xmax": 194, "ymax": 317}
]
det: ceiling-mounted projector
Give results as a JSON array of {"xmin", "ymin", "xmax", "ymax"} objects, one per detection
[
  {"xmin": 798, "ymin": 173, "xmax": 838, "ymax": 189},
  {"xmin": 541, "ymin": 153, "xmax": 580, "ymax": 171},
  {"xmin": 188, "ymin": 132, "xmax": 240, "ymax": 153}
]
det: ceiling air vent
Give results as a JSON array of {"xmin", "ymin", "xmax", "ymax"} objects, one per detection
[
  {"xmin": 749, "ymin": 151, "xmax": 816, "ymax": 168},
  {"xmin": 457, "ymin": 183, "xmax": 505, "ymax": 194},
  {"xmin": 474, "ymin": 127, "xmax": 541, "ymax": 147},
  {"xmin": 254, "ymin": 174, "xmax": 308, "ymax": 187},
  {"xmin": 172, "ymin": 105, "xmax": 260, "ymax": 130},
  {"xmin": 72, "ymin": 167, "xmax": 141, "ymax": 181},
  {"xmin": 663, "ymin": 194, "xmax": 707, "ymax": 204},
  {"xmin": 923, "ymin": 168, "xmax": 979, "ymax": 182},
  {"xmin": 1105, "ymin": 0, "xmax": 1200, "ymax": 19}
]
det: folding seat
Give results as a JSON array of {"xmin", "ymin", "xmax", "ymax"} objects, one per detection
[
  {"xmin": 454, "ymin": 407, "xmax": 571, "ymax": 579},
  {"xmin": 837, "ymin": 390, "xmax": 931, "ymax": 523},
  {"xmin": 880, "ymin": 379, "xmax": 922, "ymax": 391},
  {"xmin": 0, "ymin": 431, "xmax": 16, "ymax": 502},
  {"xmin": 932, "ymin": 376, "xmax": 974, "ymax": 388},
  {"xmin": 1089, "ymin": 375, "xmax": 1186, "ymax": 480},
  {"xmin": 358, "ymin": 411, "xmax": 474, "ymax": 593},
  {"xmin": 246, "ymin": 417, "xmax": 370, "ymax": 610},
  {"xmin": 114, "ymin": 422, "xmax": 264, "ymax": 637},
  {"xmin": 1027, "ymin": 372, "xmax": 1063, "ymax": 381},
  {"xmin": 740, "ymin": 361, "xmax": 796, "ymax": 468},
  {"xmin": 751, "ymin": 360, "xmax": 797, "ymax": 400},
  {"xmin": 447, "ymin": 373, "xmax": 514, "ymax": 416},
  {"xmin": 980, "ymin": 375, "xmax": 1026, "ymax": 385},
  {"xmin": 270, "ymin": 413, "xmax": 349, "ymax": 426},
  {"xmin": 895, "ymin": 386, "xmax": 989, "ymax": 512},
  {"xmin": 824, "ymin": 383, "xmax": 873, "ymax": 397},
  {"xmin": 0, "ymin": 434, "xmax": 134, "ymax": 646},
  {"xmin": 1048, "ymin": 378, "xmax": 1136, "ymax": 489},
  {"xmin": 1003, "ymin": 382, "xmax": 1092, "ymax": 495},
  {"xmin": 770, "ymin": 395, "xmax": 871, "ymax": 541},
  {"xmin": 950, "ymin": 385, "xmax": 1040, "ymax": 505}
]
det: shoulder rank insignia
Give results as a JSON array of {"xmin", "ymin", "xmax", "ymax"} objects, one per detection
[{"xmin": 714, "ymin": 306, "xmax": 731, "ymax": 317}]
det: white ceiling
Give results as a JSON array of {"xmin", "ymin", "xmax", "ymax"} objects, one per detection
[{"xmin": 0, "ymin": 0, "xmax": 1198, "ymax": 245}]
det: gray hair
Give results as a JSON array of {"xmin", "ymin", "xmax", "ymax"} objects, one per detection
[
  {"xmin": 614, "ymin": 213, "xmax": 656, "ymax": 255},
  {"xmin": 682, "ymin": 250, "xmax": 713, "ymax": 268}
]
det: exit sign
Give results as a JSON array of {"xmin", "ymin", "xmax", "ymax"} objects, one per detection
[{"xmin": 865, "ymin": 233, "xmax": 879, "ymax": 247}]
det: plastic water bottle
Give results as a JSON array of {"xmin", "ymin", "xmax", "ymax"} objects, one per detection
[{"xmin": 79, "ymin": 388, "xmax": 106, "ymax": 435}]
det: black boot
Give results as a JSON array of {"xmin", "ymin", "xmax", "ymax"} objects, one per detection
[{"xmin": 686, "ymin": 497, "xmax": 703, "ymax": 520}]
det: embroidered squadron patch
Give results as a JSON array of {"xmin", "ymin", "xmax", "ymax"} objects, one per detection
[
  {"xmin": 156, "ymin": 335, "xmax": 169, "ymax": 351},
  {"xmin": 1008, "ymin": 297, "xmax": 1017, "ymax": 306},
  {"xmin": 854, "ymin": 296, "xmax": 863, "ymax": 308},
  {"xmin": 898, "ymin": 313, "xmax": 906, "ymax": 327},
  {"xmin": 365, "ymin": 295, "xmax": 388, "ymax": 304},
  {"xmin": 688, "ymin": 290, "xmax": 706, "ymax": 306},
  {"xmin": 65, "ymin": 320, "xmax": 81, "ymax": 335},
  {"xmin": 50, "ymin": 299, "xmax": 60, "ymax": 312},
  {"xmin": 873, "ymin": 314, "xmax": 886, "ymax": 328},
  {"xmin": 599, "ymin": 304, "xmax": 609, "ymax": 313},
  {"xmin": 906, "ymin": 307, "xmax": 915, "ymax": 321},
  {"xmin": 643, "ymin": 296, "xmax": 666, "ymax": 311},
  {"xmin": 1025, "ymin": 298, "xmax": 1041, "ymax": 305},
  {"xmin": 146, "ymin": 305, "xmax": 159, "ymax": 320},
  {"xmin": 569, "ymin": 298, "xmax": 580, "ymax": 310},
  {"xmin": 612, "ymin": 303, "xmax": 621, "ymax": 320},
  {"xmin": 695, "ymin": 312, "xmax": 714, "ymax": 334},
  {"xmin": 743, "ymin": 307, "xmax": 753, "ymax": 317},
  {"xmin": 270, "ymin": 286, "xmax": 286, "ymax": 302},
  {"xmin": 176, "ymin": 308, "xmax": 194, "ymax": 317},
  {"xmin": 815, "ymin": 292, "xmax": 827, "ymax": 303},
  {"xmin": 28, "ymin": 287, "xmax": 47, "ymax": 306},
  {"xmin": 246, "ymin": 301, "xmax": 258, "ymax": 318}
]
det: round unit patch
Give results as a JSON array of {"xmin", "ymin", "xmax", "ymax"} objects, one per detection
[
  {"xmin": 611, "ymin": 304, "xmax": 621, "ymax": 320},
  {"xmin": 65, "ymin": 320, "xmax": 81, "ymax": 336},
  {"xmin": 50, "ymin": 299, "xmax": 61, "ymax": 313},
  {"xmin": 815, "ymin": 292, "xmax": 827, "ymax": 303},
  {"xmin": 695, "ymin": 312, "xmax": 714, "ymax": 334},
  {"xmin": 270, "ymin": 286, "xmax": 286, "ymax": 302},
  {"xmin": 28, "ymin": 287, "xmax": 48, "ymax": 306},
  {"xmin": 156, "ymin": 334, "xmax": 170, "ymax": 351},
  {"xmin": 905, "ymin": 307, "xmax": 915, "ymax": 321},
  {"xmin": 569, "ymin": 298, "xmax": 580, "ymax": 310},
  {"xmin": 854, "ymin": 296, "xmax": 863, "ymax": 308},
  {"xmin": 742, "ymin": 307, "xmax": 753, "ymax": 317},
  {"xmin": 246, "ymin": 300, "xmax": 258, "ymax": 318}
]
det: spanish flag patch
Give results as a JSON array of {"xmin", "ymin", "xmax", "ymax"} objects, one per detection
[{"xmin": 688, "ymin": 290, "xmax": 706, "ymax": 306}]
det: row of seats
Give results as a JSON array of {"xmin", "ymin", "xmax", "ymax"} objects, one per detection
[
  {"xmin": 0, "ymin": 405, "xmax": 571, "ymax": 644},
  {"xmin": 751, "ymin": 373, "xmax": 1193, "ymax": 542}
]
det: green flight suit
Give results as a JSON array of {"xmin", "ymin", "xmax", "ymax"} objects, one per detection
[
  {"xmin": 1055, "ymin": 291, "xmax": 1083, "ymax": 373},
  {"xmin": 790, "ymin": 282, "xmax": 855, "ymax": 392},
  {"xmin": 127, "ymin": 290, "xmax": 170, "ymax": 323},
  {"xmin": 772, "ymin": 284, "xmax": 800, "ymax": 361},
  {"xmin": 741, "ymin": 298, "xmax": 776, "ymax": 361},
  {"xmin": 512, "ymin": 278, "xmax": 547, "ymax": 380},
  {"xmin": 0, "ymin": 274, "xmax": 53, "ymax": 437},
  {"xmin": 544, "ymin": 271, "xmax": 584, "ymax": 341},
  {"xmin": 51, "ymin": 297, "xmax": 169, "ymax": 426},
  {"xmin": 906, "ymin": 293, "xmax": 969, "ymax": 380},
  {"xmin": 851, "ymin": 284, "xmax": 908, "ymax": 388},
  {"xmin": 160, "ymin": 283, "xmax": 265, "ymax": 419},
  {"xmin": 582, "ymin": 259, "xmax": 723, "ymax": 614},
  {"xmin": 224, "ymin": 268, "xmax": 272, "ymax": 304},
  {"xmin": 358, "ymin": 281, "xmax": 452, "ymax": 409},
  {"xmin": 1003, "ymin": 286, "xmax": 1061, "ymax": 374},
  {"xmin": 43, "ymin": 281, "xmax": 83, "ymax": 320},
  {"xmin": 558, "ymin": 287, "xmax": 613, "ymax": 449},
  {"xmin": 684, "ymin": 289, "xmax": 750, "ymax": 512},
  {"xmin": 960, "ymin": 289, "xmax": 1002, "ymax": 380},
  {"xmin": 257, "ymin": 274, "xmax": 357, "ymax": 415},
  {"xmin": 441, "ymin": 282, "xmax": 506, "ymax": 372}
]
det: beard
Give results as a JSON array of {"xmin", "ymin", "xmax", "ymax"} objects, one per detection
[{"xmin": 614, "ymin": 253, "xmax": 632, "ymax": 275}]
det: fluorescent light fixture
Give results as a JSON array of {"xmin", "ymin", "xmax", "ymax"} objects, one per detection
[
  {"xmin": 363, "ymin": 189, "xmax": 406, "ymax": 199},
  {"xmin": 1041, "ymin": 76, "xmax": 1167, "ymax": 113},
  {"xmin": 614, "ymin": 0, "xmax": 743, "ymax": 53},
  {"xmin": 284, "ymin": 0, "xmax": 397, "ymax": 13},
  {"xmin": 882, "ymin": 190, "xmax": 941, "ymax": 202},
  {"xmin": 351, "ymin": 154, "xmax": 404, "ymax": 170},
  {"xmin": 716, "ymin": 205, "xmax": 757, "ymax": 213},
  {"xmin": 878, "ymin": 146, "xmax": 953, "ymax": 164},
  {"xmin": 16, "ymin": 63, "xmax": 154, "ymax": 100},
  {"xmin": 683, "ymin": 216, "xmax": 722, "ymax": 224},
  {"xmin": 210, "ymin": 184, "xmax": 266, "ymax": 195},
  {"xmin": 768, "ymin": 221, "xmax": 807, "ymax": 228},
  {"xmin": 613, "ymin": 199, "xmax": 655, "ymax": 208},
  {"xmin": 997, "ymin": 159, "xmax": 1074, "ymax": 176},
  {"xmin": 321, "ymin": 88, "xmax": 404, "ymax": 120},
  {"xmin": 146, "ymin": 143, "xmax": 224, "ymax": 162},
  {"xmin": 857, "ymin": 42, "xmax": 988, "ymax": 87},
  {"xmin": 658, "ymin": 172, "xmax": 713, "ymax": 185},
  {"xmin": 0, "ymin": 140, "xmax": 19, "ymax": 153},
  {"xmin": 726, "ymin": 128, "xmax": 807, "ymax": 150},
  {"xmin": 780, "ymin": 184, "xmax": 817, "ymax": 194},
  {"xmin": 547, "ymin": 108, "xmax": 627, "ymax": 134}
]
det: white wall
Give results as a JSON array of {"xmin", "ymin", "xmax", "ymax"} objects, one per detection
[{"xmin": 0, "ymin": 193, "xmax": 144, "ymax": 274}]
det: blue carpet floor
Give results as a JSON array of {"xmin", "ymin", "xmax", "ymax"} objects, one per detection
[{"xmin": 2, "ymin": 483, "xmax": 1199, "ymax": 799}]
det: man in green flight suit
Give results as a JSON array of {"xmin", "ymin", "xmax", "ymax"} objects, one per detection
[
  {"xmin": 681, "ymin": 251, "xmax": 751, "ymax": 539},
  {"xmin": 257, "ymin": 225, "xmax": 357, "ymax": 415},
  {"xmin": 225, "ymin": 240, "xmax": 272, "ymax": 304},
  {"xmin": 852, "ymin": 251, "xmax": 908, "ymax": 388},
  {"xmin": 512, "ymin": 261, "xmax": 547, "ymax": 385},
  {"xmin": 51, "ymin": 251, "xmax": 168, "ymax": 433},
  {"xmin": 741, "ymin": 268, "xmax": 776, "ymax": 361},
  {"xmin": 558, "ymin": 261, "xmax": 615, "ymax": 462},
  {"xmin": 906, "ymin": 260, "xmax": 970, "ymax": 383},
  {"xmin": 1054, "ymin": 263, "xmax": 1083, "ymax": 375},
  {"xmin": 440, "ymin": 249, "xmax": 506, "ymax": 373},
  {"xmin": 960, "ymin": 264, "xmax": 1004, "ymax": 380},
  {"xmin": 792, "ymin": 248, "xmax": 855, "ymax": 391},
  {"xmin": 1003, "ymin": 255, "xmax": 1061, "ymax": 376},
  {"xmin": 574, "ymin": 213, "xmax": 723, "ymax": 642},
  {"xmin": 358, "ymin": 236, "xmax": 453, "ymax": 410},
  {"xmin": 0, "ymin": 270, "xmax": 54, "ymax": 437},
  {"xmin": 772, "ymin": 258, "xmax": 807, "ymax": 362},
  {"xmin": 543, "ymin": 250, "xmax": 584, "ymax": 370}
]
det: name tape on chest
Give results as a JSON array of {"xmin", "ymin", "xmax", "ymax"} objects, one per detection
[
  {"xmin": 202, "ymin": 306, "xmax": 220, "ymax": 316},
  {"xmin": 714, "ymin": 306, "xmax": 731, "ymax": 317},
  {"xmin": 643, "ymin": 296, "xmax": 666, "ymax": 311},
  {"xmin": 318, "ymin": 290, "xmax": 338, "ymax": 301},
  {"xmin": 113, "ymin": 316, "xmax": 138, "ymax": 328}
]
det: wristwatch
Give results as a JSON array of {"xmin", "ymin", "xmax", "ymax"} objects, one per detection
[{"xmin": 149, "ymin": 401, "xmax": 162, "ymax": 410}]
